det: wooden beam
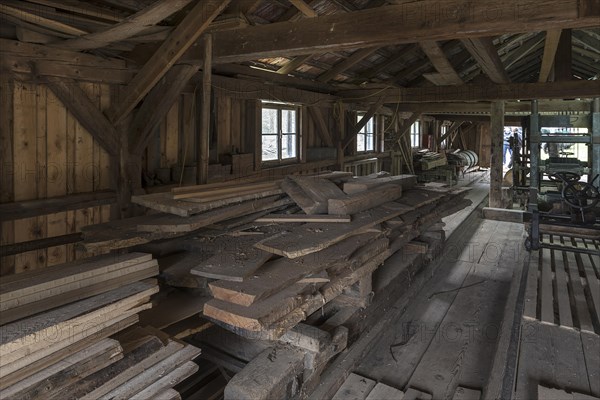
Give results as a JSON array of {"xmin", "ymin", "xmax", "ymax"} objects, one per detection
[
  {"xmin": 389, "ymin": 100, "xmax": 591, "ymax": 114},
  {"xmin": 45, "ymin": 77, "xmax": 119, "ymax": 156},
  {"xmin": 130, "ymin": 64, "xmax": 200, "ymax": 154},
  {"xmin": 288, "ymin": 0, "xmax": 317, "ymax": 17},
  {"xmin": 198, "ymin": 35, "xmax": 212, "ymax": 184},
  {"xmin": 277, "ymin": 55, "xmax": 313, "ymax": 75},
  {"xmin": 0, "ymin": 190, "xmax": 117, "ymax": 221},
  {"xmin": 0, "ymin": 4, "xmax": 88, "ymax": 37},
  {"xmin": 317, "ymin": 47, "xmax": 378, "ymax": 83},
  {"xmin": 51, "ymin": 0, "xmax": 194, "ymax": 50},
  {"xmin": 539, "ymin": 30, "xmax": 562, "ymax": 82},
  {"xmin": 337, "ymin": 80, "xmax": 600, "ymax": 103},
  {"xmin": 489, "ymin": 101, "xmax": 504, "ymax": 208},
  {"xmin": 308, "ymin": 107, "xmax": 334, "ymax": 147},
  {"xmin": 201, "ymin": 0, "xmax": 599, "ymax": 63},
  {"xmin": 419, "ymin": 41, "xmax": 462, "ymax": 85},
  {"xmin": 437, "ymin": 121, "xmax": 464, "ymax": 145},
  {"xmin": 342, "ymin": 97, "xmax": 384, "ymax": 150},
  {"xmin": 554, "ymin": 29, "xmax": 572, "ymax": 81},
  {"xmin": 107, "ymin": 0, "xmax": 230, "ymax": 125},
  {"xmin": 503, "ymin": 33, "xmax": 545, "ymax": 70},
  {"xmin": 25, "ymin": 0, "xmax": 125, "ymax": 23},
  {"xmin": 461, "ymin": 37, "xmax": 510, "ymax": 83}
]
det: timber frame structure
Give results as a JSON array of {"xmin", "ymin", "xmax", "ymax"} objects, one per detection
[{"xmin": 0, "ymin": 0, "xmax": 599, "ymax": 273}]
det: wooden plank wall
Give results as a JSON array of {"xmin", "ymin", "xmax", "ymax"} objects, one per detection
[{"xmin": 0, "ymin": 81, "xmax": 112, "ymax": 275}]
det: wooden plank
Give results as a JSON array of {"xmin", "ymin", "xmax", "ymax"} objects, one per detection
[
  {"xmin": 254, "ymin": 214, "xmax": 351, "ymax": 223},
  {"xmin": 0, "ymin": 310, "xmax": 141, "ymax": 379},
  {"xmin": 289, "ymin": 176, "xmax": 346, "ymax": 214},
  {"xmin": 0, "ymin": 339, "xmax": 122, "ymax": 400},
  {"xmin": 0, "ymin": 314, "xmax": 137, "ymax": 390},
  {"xmin": 0, "ymin": 190, "xmax": 116, "ymax": 221},
  {"xmin": 572, "ymin": 239, "xmax": 600, "ymax": 328},
  {"xmin": 57, "ymin": 337, "xmax": 165, "ymax": 400},
  {"xmin": 523, "ymin": 250, "xmax": 540, "ymax": 319},
  {"xmin": 224, "ymin": 346, "xmax": 305, "ymax": 400},
  {"xmin": 537, "ymin": 385, "xmax": 574, "ymax": 400},
  {"xmin": 342, "ymin": 175, "xmax": 416, "ymax": 195},
  {"xmin": 332, "ymin": 373, "xmax": 377, "ymax": 400},
  {"xmin": 281, "ymin": 178, "xmax": 320, "ymax": 215},
  {"xmin": 0, "ymin": 3, "xmax": 87, "ymax": 36},
  {"xmin": 328, "ymin": 184, "xmax": 402, "ymax": 215},
  {"xmin": 79, "ymin": 341, "xmax": 185, "ymax": 400},
  {"xmin": 97, "ymin": 344, "xmax": 201, "ymax": 400},
  {"xmin": 137, "ymin": 196, "xmax": 292, "ymax": 233},
  {"xmin": 107, "ymin": 0, "xmax": 231, "ymax": 124},
  {"xmin": 540, "ymin": 247, "xmax": 555, "ymax": 324},
  {"xmin": 209, "ymin": 235, "xmax": 386, "ymax": 306},
  {"xmin": 366, "ymin": 383, "xmax": 405, "ymax": 400},
  {"xmin": 139, "ymin": 291, "xmax": 208, "ymax": 330},
  {"xmin": 551, "ymin": 237, "xmax": 572, "ymax": 328},
  {"xmin": 0, "ymin": 266, "xmax": 157, "ymax": 325},
  {"xmin": 0, "ymin": 281, "xmax": 156, "ymax": 359},
  {"xmin": 130, "ymin": 361, "xmax": 199, "ymax": 400},
  {"xmin": 580, "ymin": 331, "xmax": 600, "ymax": 397},
  {"xmin": 44, "ymin": 78, "xmax": 118, "ymax": 156},
  {"xmin": 190, "ymin": 235, "xmax": 273, "ymax": 282},
  {"xmin": 453, "ymin": 386, "xmax": 481, "ymax": 400},
  {"xmin": 256, "ymin": 202, "xmax": 413, "ymax": 258},
  {"xmin": 563, "ymin": 244, "xmax": 594, "ymax": 332}
]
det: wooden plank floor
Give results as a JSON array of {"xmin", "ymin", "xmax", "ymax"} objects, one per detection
[
  {"xmin": 353, "ymin": 213, "xmax": 527, "ymax": 399},
  {"xmin": 516, "ymin": 236, "xmax": 600, "ymax": 399}
]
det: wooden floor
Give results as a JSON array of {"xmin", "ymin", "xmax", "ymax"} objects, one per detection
[{"xmin": 353, "ymin": 210, "xmax": 527, "ymax": 399}]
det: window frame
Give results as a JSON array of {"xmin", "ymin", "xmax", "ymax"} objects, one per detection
[
  {"xmin": 356, "ymin": 112, "xmax": 376, "ymax": 153},
  {"xmin": 260, "ymin": 101, "xmax": 300, "ymax": 164},
  {"xmin": 410, "ymin": 120, "xmax": 421, "ymax": 148}
]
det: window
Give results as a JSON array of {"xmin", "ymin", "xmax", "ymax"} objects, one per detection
[
  {"xmin": 440, "ymin": 125, "xmax": 448, "ymax": 149},
  {"xmin": 261, "ymin": 102, "xmax": 299, "ymax": 162},
  {"xmin": 411, "ymin": 120, "xmax": 421, "ymax": 148},
  {"xmin": 356, "ymin": 113, "xmax": 375, "ymax": 152}
]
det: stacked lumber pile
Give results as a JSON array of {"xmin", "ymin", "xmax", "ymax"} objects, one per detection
[
  {"xmin": 415, "ymin": 150, "xmax": 448, "ymax": 170},
  {"xmin": 0, "ymin": 253, "xmax": 201, "ymax": 399},
  {"xmin": 194, "ymin": 176, "xmax": 471, "ymax": 340}
]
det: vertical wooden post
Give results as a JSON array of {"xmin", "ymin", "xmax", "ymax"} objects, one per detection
[
  {"xmin": 336, "ymin": 104, "xmax": 345, "ymax": 171},
  {"xmin": 490, "ymin": 101, "xmax": 505, "ymax": 208},
  {"xmin": 198, "ymin": 34, "xmax": 212, "ymax": 184}
]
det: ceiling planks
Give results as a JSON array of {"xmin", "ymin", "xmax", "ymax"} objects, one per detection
[{"xmin": 317, "ymin": 47, "xmax": 379, "ymax": 83}]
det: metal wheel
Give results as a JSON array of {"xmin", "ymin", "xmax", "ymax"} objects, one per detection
[
  {"xmin": 548, "ymin": 172, "xmax": 580, "ymax": 183},
  {"xmin": 562, "ymin": 182, "xmax": 600, "ymax": 210}
]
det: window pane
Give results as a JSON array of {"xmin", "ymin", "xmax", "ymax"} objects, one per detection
[
  {"xmin": 282, "ymin": 109, "xmax": 297, "ymax": 134},
  {"xmin": 366, "ymin": 133, "xmax": 374, "ymax": 151},
  {"xmin": 282, "ymin": 134, "xmax": 296, "ymax": 159},
  {"xmin": 262, "ymin": 108, "xmax": 278, "ymax": 134},
  {"xmin": 262, "ymin": 135, "xmax": 279, "ymax": 161},
  {"xmin": 365, "ymin": 117, "xmax": 374, "ymax": 134},
  {"xmin": 357, "ymin": 133, "xmax": 365, "ymax": 152}
]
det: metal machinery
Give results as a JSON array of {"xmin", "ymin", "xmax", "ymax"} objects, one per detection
[{"xmin": 524, "ymin": 98, "xmax": 600, "ymax": 254}]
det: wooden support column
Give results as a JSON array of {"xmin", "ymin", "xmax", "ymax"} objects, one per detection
[
  {"xmin": 198, "ymin": 35, "xmax": 212, "ymax": 184},
  {"xmin": 489, "ymin": 101, "xmax": 505, "ymax": 208},
  {"xmin": 336, "ymin": 104, "xmax": 346, "ymax": 170}
]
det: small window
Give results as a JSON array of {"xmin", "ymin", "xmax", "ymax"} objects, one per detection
[
  {"xmin": 440, "ymin": 125, "xmax": 448, "ymax": 149},
  {"xmin": 356, "ymin": 113, "xmax": 375, "ymax": 152},
  {"xmin": 411, "ymin": 120, "xmax": 421, "ymax": 148},
  {"xmin": 261, "ymin": 102, "xmax": 299, "ymax": 162}
]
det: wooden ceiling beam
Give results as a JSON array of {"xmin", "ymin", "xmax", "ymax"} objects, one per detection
[
  {"xmin": 0, "ymin": 3, "xmax": 88, "ymax": 37},
  {"xmin": 538, "ymin": 30, "xmax": 562, "ymax": 82},
  {"xmin": 317, "ymin": 47, "xmax": 378, "ymax": 83},
  {"xmin": 277, "ymin": 54, "xmax": 314, "ymax": 75},
  {"xmin": 338, "ymin": 80, "xmax": 600, "ymax": 103},
  {"xmin": 461, "ymin": 37, "xmax": 510, "ymax": 83},
  {"xmin": 288, "ymin": 0, "xmax": 318, "ymax": 17},
  {"xmin": 419, "ymin": 41, "xmax": 463, "ymax": 85},
  {"xmin": 390, "ymin": 100, "xmax": 592, "ymax": 113},
  {"xmin": 50, "ymin": 0, "xmax": 194, "ymax": 50},
  {"xmin": 503, "ymin": 33, "xmax": 545, "ymax": 70},
  {"xmin": 106, "ymin": 0, "xmax": 230, "ymax": 125},
  {"xmin": 200, "ymin": 0, "xmax": 599, "ymax": 64}
]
